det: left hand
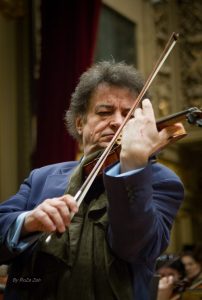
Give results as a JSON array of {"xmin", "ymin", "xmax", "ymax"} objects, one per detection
[{"xmin": 120, "ymin": 99, "xmax": 183, "ymax": 172}]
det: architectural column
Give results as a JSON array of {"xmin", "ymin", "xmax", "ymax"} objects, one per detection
[{"xmin": 0, "ymin": 15, "xmax": 18, "ymax": 201}]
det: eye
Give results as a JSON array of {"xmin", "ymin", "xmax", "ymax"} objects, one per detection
[
  {"xmin": 97, "ymin": 111, "xmax": 111, "ymax": 116},
  {"xmin": 123, "ymin": 111, "xmax": 134, "ymax": 119}
]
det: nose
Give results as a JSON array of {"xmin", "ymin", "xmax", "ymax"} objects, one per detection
[{"xmin": 109, "ymin": 112, "xmax": 124, "ymax": 129}]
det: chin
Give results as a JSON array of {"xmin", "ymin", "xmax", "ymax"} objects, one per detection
[
  {"xmin": 85, "ymin": 141, "xmax": 110, "ymax": 156},
  {"xmin": 99, "ymin": 142, "xmax": 110, "ymax": 149}
]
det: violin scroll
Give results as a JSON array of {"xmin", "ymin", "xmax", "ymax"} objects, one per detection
[{"xmin": 186, "ymin": 107, "xmax": 202, "ymax": 126}]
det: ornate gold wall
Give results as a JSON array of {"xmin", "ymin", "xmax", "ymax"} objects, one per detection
[{"xmin": 150, "ymin": 0, "xmax": 202, "ymax": 252}]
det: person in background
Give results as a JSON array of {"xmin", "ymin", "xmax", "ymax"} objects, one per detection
[
  {"xmin": 0, "ymin": 61, "xmax": 184, "ymax": 300},
  {"xmin": 156, "ymin": 256, "xmax": 185, "ymax": 300},
  {"xmin": 157, "ymin": 246, "xmax": 202, "ymax": 300},
  {"xmin": 181, "ymin": 246, "xmax": 202, "ymax": 291},
  {"xmin": 0, "ymin": 265, "xmax": 8, "ymax": 300}
]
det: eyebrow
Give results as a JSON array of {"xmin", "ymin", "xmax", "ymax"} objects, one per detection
[{"xmin": 95, "ymin": 104, "xmax": 114, "ymax": 112}]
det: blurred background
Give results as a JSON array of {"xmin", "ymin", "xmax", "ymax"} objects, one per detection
[{"xmin": 0, "ymin": 0, "xmax": 201, "ymax": 254}]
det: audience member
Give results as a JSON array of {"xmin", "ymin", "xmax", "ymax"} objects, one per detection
[{"xmin": 157, "ymin": 256, "xmax": 185, "ymax": 300}]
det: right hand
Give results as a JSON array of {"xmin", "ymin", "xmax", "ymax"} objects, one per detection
[
  {"xmin": 157, "ymin": 276, "xmax": 175, "ymax": 300},
  {"xmin": 21, "ymin": 195, "xmax": 78, "ymax": 236}
]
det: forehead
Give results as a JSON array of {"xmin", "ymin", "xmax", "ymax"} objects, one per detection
[
  {"xmin": 182, "ymin": 256, "xmax": 195, "ymax": 264},
  {"xmin": 88, "ymin": 83, "xmax": 137, "ymax": 109},
  {"xmin": 158, "ymin": 267, "xmax": 179, "ymax": 276}
]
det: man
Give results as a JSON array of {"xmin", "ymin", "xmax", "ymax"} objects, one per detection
[{"xmin": 0, "ymin": 61, "xmax": 184, "ymax": 300}]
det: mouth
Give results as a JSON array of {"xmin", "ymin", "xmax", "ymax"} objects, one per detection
[{"xmin": 101, "ymin": 134, "xmax": 114, "ymax": 141}]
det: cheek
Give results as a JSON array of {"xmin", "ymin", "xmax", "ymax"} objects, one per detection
[
  {"xmin": 82, "ymin": 118, "xmax": 100, "ymax": 142},
  {"xmin": 82, "ymin": 125, "xmax": 92, "ymax": 141},
  {"xmin": 188, "ymin": 264, "xmax": 196, "ymax": 273},
  {"xmin": 86, "ymin": 118, "xmax": 110, "ymax": 136},
  {"xmin": 194, "ymin": 264, "xmax": 201, "ymax": 271}
]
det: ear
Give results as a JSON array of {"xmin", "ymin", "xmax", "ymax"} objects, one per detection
[{"xmin": 75, "ymin": 116, "xmax": 84, "ymax": 136}]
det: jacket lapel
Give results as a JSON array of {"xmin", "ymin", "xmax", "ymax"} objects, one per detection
[{"xmin": 41, "ymin": 162, "xmax": 79, "ymax": 200}]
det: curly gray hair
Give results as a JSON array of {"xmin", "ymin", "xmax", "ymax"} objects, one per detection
[{"xmin": 65, "ymin": 61, "xmax": 148, "ymax": 141}]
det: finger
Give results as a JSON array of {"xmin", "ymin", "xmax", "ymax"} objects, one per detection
[
  {"xmin": 55, "ymin": 198, "xmax": 78, "ymax": 227},
  {"xmin": 54, "ymin": 195, "xmax": 79, "ymax": 228},
  {"xmin": 41, "ymin": 204, "xmax": 66, "ymax": 233},
  {"xmin": 168, "ymin": 275, "xmax": 174, "ymax": 284},
  {"xmin": 60, "ymin": 195, "xmax": 79, "ymax": 214},
  {"xmin": 53, "ymin": 200, "xmax": 71, "ymax": 227},
  {"xmin": 142, "ymin": 98, "xmax": 155, "ymax": 119},
  {"xmin": 159, "ymin": 123, "xmax": 184, "ymax": 141},
  {"xmin": 32, "ymin": 210, "xmax": 57, "ymax": 232},
  {"xmin": 134, "ymin": 107, "xmax": 143, "ymax": 118}
]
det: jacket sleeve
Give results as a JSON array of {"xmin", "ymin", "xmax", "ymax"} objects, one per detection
[
  {"xmin": 103, "ymin": 161, "xmax": 184, "ymax": 263},
  {"xmin": 0, "ymin": 162, "xmax": 75, "ymax": 264}
]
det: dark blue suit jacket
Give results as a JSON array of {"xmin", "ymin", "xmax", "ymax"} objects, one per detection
[{"xmin": 0, "ymin": 160, "xmax": 184, "ymax": 300}]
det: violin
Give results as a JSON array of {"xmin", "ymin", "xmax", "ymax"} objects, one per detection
[
  {"xmin": 83, "ymin": 107, "xmax": 202, "ymax": 177},
  {"xmin": 173, "ymin": 278, "xmax": 190, "ymax": 294}
]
